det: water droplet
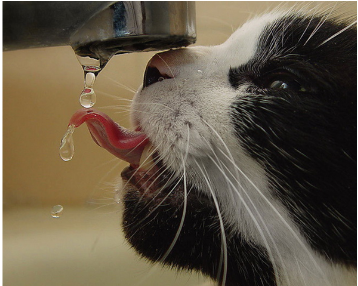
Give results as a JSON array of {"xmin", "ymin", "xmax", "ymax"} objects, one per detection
[
  {"xmin": 80, "ymin": 88, "xmax": 96, "ymax": 108},
  {"xmin": 59, "ymin": 125, "xmax": 75, "ymax": 161},
  {"xmin": 51, "ymin": 205, "xmax": 64, "ymax": 218},
  {"xmin": 85, "ymin": 72, "xmax": 96, "ymax": 88},
  {"xmin": 76, "ymin": 55, "xmax": 101, "ymax": 108}
]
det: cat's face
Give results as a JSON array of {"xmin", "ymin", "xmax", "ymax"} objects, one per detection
[{"xmin": 78, "ymin": 9, "xmax": 356, "ymax": 286}]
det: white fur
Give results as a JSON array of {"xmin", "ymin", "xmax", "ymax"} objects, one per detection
[{"xmin": 131, "ymin": 13, "xmax": 356, "ymax": 286}]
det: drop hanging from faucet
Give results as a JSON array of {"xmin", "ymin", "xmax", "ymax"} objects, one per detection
[
  {"xmin": 75, "ymin": 40, "xmax": 118, "ymax": 108},
  {"xmin": 60, "ymin": 51, "xmax": 115, "ymax": 161},
  {"xmin": 59, "ymin": 55, "xmax": 107, "ymax": 161},
  {"xmin": 61, "ymin": 38, "xmax": 118, "ymax": 161},
  {"xmin": 76, "ymin": 55, "xmax": 102, "ymax": 108}
]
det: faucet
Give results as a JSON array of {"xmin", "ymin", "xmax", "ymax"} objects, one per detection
[{"xmin": 3, "ymin": 1, "xmax": 196, "ymax": 65}]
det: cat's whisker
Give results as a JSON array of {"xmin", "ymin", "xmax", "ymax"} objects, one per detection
[
  {"xmin": 97, "ymin": 105, "xmax": 131, "ymax": 111},
  {"xmin": 318, "ymin": 20, "xmax": 357, "ymax": 47},
  {"xmin": 134, "ymin": 102, "xmax": 177, "ymax": 112},
  {"xmin": 85, "ymin": 159, "xmax": 123, "ymax": 206},
  {"xmin": 128, "ymin": 173, "xmax": 189, "ymax": 286},
  {"xmin": 294, "ymin": 254, "xmax": 309, "ymax": 286},
  {"xmin": 86, "ymin": 200, "xmax": 121, "ymax": 213},
  {"xmin": 125, "ymin": 167, "xmax": 183, "ymax": 243},
  {"xmin": 100, "ymin": 75, "xmax": 138, "ymax": 93},
  {"xmin": 209, "ymin": 152, "xmax": 289, "ymax": 285},
  {"xmin": 135, "ymin": 165, "xmax": 170, "ymax": 208},
  {"xmin": 97, "ymin": 90, "xmax": 134, "ymax": 101},
  {"xmin": 156, "ymin": 54, "xmax": 181, "ymax": 94},
  {"xmin": 156, "ymin": 125, "xmax": 191, "ymax": 264},
  {"xmin": 200, "ymin": 129, "xmax": 283, "ymax": 284},
  {"xmin": 198, "ymin": 15, "xmax": 236, "ymax": 33},
  {"xmin": 120, "ymin": 143, "xmax": 163, "ymax": 201},
  {"xmin": 201, "ymin": 119, "xmax": 336, "ymax": 285},
  {"xmin": 122, "ymin": 141, "xmax": 184, "ymax": 218},
  {"xmin": 297, "ymin": 12, "xmax": 315, "ymax": 45},
  {"xmin": 194, "ymin": 159, "xmax": 228, "ymax": 286},
  {"xmin": 303, "ymin": 4, "xmax": 336, "ymax": 46},
  {"xmin": 209, "ymin": 131, "xmax": 331, "ymax": 285}
]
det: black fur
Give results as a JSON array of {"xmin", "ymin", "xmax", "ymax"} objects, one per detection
[
  {"xmin": 229, "ymin": 15, "xmax": 356, "ymax": 265},
  {"xmin": 122, "ymin": 166, "xmax": 277, "ymax": 286}
]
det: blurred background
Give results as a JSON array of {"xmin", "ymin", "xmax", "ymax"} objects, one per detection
[{"xmin": 3, "ymin": 2, "xmax": 356, "ymax": 286}]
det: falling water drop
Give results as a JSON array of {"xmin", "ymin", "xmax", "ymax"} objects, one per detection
[
  {"xmin": 80, "ymin": 88, "xmax": 96, "ymax": 108},
  {"xmin": 51, "ymin": 205, "xmax": 64, "ymax": 218},
  {"xmin": 76, "ymin": 55, "xmax": 102, "ymax": 108},
  {"xmin": 59, "ymin": 124, "xmax": 75, "ymax": 161},
  {"xmin": 85, "ymin": 72, "xmax": 96, "ymax": 88}
]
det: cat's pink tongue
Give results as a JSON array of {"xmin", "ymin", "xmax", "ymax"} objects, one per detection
[{"xmin": 69, "ymin": 108, "xmax": 148, "ymax": 166}]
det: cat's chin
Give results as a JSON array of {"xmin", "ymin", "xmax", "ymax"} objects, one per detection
[
  {"xmin": 120, "ymin": 166, "xmax": 220, "ymax": 277},
  {"xmin": 121, "ymin": 164, "xmax": 276, "ymax": 286},
  {"xmin": 121, "ymin": 163, "xmax": 178, "ymax": 200},
  {"xmin": 120, "ymin": 163, "xmax": 192, "ymax": 264}
]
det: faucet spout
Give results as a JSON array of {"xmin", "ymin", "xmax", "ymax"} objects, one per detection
[
  {"xmin": 71, "ymin": 2, "xmax": 196, "ymax": 62},
  {"xmin": 3, "ymin": 1, "xmax": 196, "ymax": 62}
]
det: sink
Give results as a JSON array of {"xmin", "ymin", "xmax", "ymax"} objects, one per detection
[{"xmin": 4, "ymin": 206, "xmax": 210, "ymax": 286}]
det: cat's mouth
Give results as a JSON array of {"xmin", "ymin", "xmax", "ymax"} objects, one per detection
[{"xmin": 68, "ymin": 108, "xmax": 163, "ymax": 194}]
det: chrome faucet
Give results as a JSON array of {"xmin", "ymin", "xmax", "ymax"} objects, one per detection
[{"xmin": 3, "ymin": 1, "xmax": 196, "ymax": 63}]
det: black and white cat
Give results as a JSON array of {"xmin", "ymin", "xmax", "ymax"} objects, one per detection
[{"xmin": 76, "ymin": 7, "xmax": 357, "ymax": 286}]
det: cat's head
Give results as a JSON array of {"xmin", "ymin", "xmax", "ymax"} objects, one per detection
[{"xmin": 77, "ymin": 9, "xmax": 357, "ymax": 286}]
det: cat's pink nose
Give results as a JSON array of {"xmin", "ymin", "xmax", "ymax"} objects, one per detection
[{"xmin": 143, "ymin": 54, "xmax": 174, "ymax": 88}]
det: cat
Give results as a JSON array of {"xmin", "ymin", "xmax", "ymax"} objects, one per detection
[{"xmin": 77, "ymin": 7, "xmax": 357, "ymax": 286}]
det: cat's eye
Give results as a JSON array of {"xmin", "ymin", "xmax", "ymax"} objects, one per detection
[
  {"xmin": 261, "ymin": 70, "xmax": 308, "ymax": 93},
  {"xmin": 270, "ymin": 80, "xmax": 289, "ymax": 89},
  {"xmin": 269, "ymin": 79, "xmax": 307, "ymax": 92}
]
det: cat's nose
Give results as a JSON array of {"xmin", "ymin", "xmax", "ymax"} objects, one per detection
[
  {"xmin": 143, "ymin": 54, "xmax": 173, "ymax": 88},
  {"xmin": 143, "ymin": 66, "xmax": 169, "ymax": 88}
]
